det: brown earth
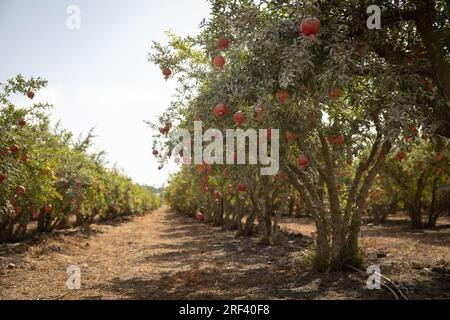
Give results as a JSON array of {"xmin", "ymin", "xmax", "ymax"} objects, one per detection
[{"xmin": 0, "ymin": 208, "xmax": 448, "ymax": 300}]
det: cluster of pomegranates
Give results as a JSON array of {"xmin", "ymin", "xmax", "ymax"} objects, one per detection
[{"xmin": 213, "ymin": 36, "xmax": 230, "ymax": 70}]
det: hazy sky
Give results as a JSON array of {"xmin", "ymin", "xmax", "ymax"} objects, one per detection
[{"xmin": 0, "ymin": 0, "xmax": 211, "ymax": 187}]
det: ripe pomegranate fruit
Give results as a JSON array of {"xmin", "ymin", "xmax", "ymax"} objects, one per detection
[
  {"xmin": 217, "ymin": 37, "xmax": 230, "ymax": 50},
  {"xmin": 236, "ymin": 183, "xmax": 247, "ymax": 193},
  {"xmin": 152, "ymin": 149, "xmax": 159, "ymax": 156},
  {"xmin": 162, "ymin": 68, "xmax": 172, "ymax": 79},
  {"xmin": 328, "ymin": 88, "xmax": 342, "ymax": 101},
  {"xmin": 213, "ymin": 103, "xmax": 229, "ymax": 118},
  {"xmin": 0, "ymin": 173, "xmax": 6, "ymax": 184},
  {"xmin": 44, "ymin": 204, "xmax": 52, "ymax": 214},
  {"xmin": 234, "ymin": 111, "xmax": 246, "ymax": 126},
  {"xmin": 21, "ymin": 153, "xmax": 28, "ymax": 162},
  {"xmin": 396, "ymin": 151, "xmax": 406, "ymax": 161},
  {"xmin": 297, "ymin": 154, "xmax": 310, "ymax": 170},
  {"xmin": 334, "ymin": 135, "xmax": 345, "ymax": 145},
  {"xmin": 435, "ymin": 152, "xmax": 444, "ymax": 162},
  {"xmin": 285, "ymin": 131, "xmax": 298, "ymax": 143},
  {"xmin": 10, "ymin": 144, "xmax": 20, "ymax": 154},
  {"xmin": 201, "ymin": 185, "xmax": 208, "ymax": 193},
  {"xmin": 32, "ymin": 210, "xmax": 40, "ymax": 219},
  {"xmin": 16, "ymin": 185, "xmax": 26, "ymax": 195},
  {"xmin": 300, "ymin": 18, "xmax": 321, "ymax": 42},
  {"xmin": 26, "ymin": 91, "xmax": 35, "ymax": 99},
  {"xmin": 195, "ymin": 211, "xmax": 204, "ymax": 222},
  {"xmin": 276, "ymin": 89, "xmax": 289, "ymax": 103},
  {"xmin": 214, "ymin": 55, "xmax": 226, "ymax": 69},
  {"xmin": 214, "ymin": 191, "xmax": 222, "ymax": 202},
  {"xmin": 18, "ymin": 119, "xmax": 26, "ymax": 128}
]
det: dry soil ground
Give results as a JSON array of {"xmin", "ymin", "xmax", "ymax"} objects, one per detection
[{"xmin": 0, "ymin": 208, "xmax": 448, "ymax": 300}]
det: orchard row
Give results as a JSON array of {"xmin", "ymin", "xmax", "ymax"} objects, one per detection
[{"xmin": 0, "ymin": 75, "xmax": 161, "ymax": 243}]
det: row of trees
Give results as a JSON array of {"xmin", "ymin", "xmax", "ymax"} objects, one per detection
[
  {"xmin": 150, "ymin": 0, "xmax": 449, "ymax": 271},
  {"xmin": 0, "ymin": 75, "xmax": 161, "ymax": 243}
]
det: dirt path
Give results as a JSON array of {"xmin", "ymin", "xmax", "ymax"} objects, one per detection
[{"xmin": 0, "ymin": 208, "xmax": 448, "ymax": 300}]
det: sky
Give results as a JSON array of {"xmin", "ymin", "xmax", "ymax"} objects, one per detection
[{"xmin": 0, "ymin": 0, "xmax": 211, "ymax": 187}]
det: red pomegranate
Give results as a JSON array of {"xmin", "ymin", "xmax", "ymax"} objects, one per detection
[
  {"xmin": 32, "ymin": 210, "xmax": 40, "ymax": 219},
  {"xmin": 285, "ymin": 131, "xmax": 298, "ymax": 143},
  {"xmin": 26, "ymin": 91, "xmax": 35, "ymax": 99},
  {"xmin": 435, "ymin": 152, "xmax": 444, "ymax": 162},
  {"xmin": 162, "ymin": 68, "xmax": 172, "ymax": 79},
  {"xmin": 276, "ymin": 89, "xmax": 289, "ymax": 103},
  {"xmin": 195, "ymin": 211, "xmax": 204, "ymax": 222},
  {"xmin": 18, "ymin": 119, "xmax": 26, "ymax": 128},
  {"xmin": 300, "ymin": 18, "xmax": 321, "ymax": 42},
  {"xmin": 236, "ymin": 183, "xmax": 247, "ymax": 193},
  {"xmin": 396, "ymin": 151, "xmax": 406, "ymax": 161},
  {"xmin": 214, "ymin": 191, "xmax": 222, "ymax": 202},
  {"xmin": 234, "ymin": 111, "xmax": 246, "ymax": 126},
  {"xmin": 214, "ymin": 55, "xmax": 226, "ymax": 69},
  {"xmin": 217, "ymin": 37, "xmax": 230, "ymax": 50},
  {"xmin": 0, "ymin": 173, "xmax": 6, "ymax": 184},
  {"xmin": 327, "ymin": 136, "xmax": 335, "ymax": 145},
  {"xmin": 16, "ymin": 185, "xmax": 26, "ymax": 195},
  {"xmin": 201, "ymin": 185, "xmax": 208, "ymax": 193},
  {"xmin": 152, "ymin": 149, "xmax": 159, "ymax": 156},
  {"xmin": 21, "ymin": 153, "xmax": 28, "ymax": 162},
  {"xmin": 328, "ymin": 88, "xmax": 342, "ymax": 101},
  {"xmin": 213, "ymin": 103, "xmax": 229, "ymax": 117},
  {"xmin": 335, "ymin": 135, "xmax": 345, "ymax": 145},
  {"xmin": 297, "ymin": 154, "xmax": 310, "ymax": 170},
  {"xmin": 10, "ymin": 144, "xmax": 20, "ymax": 154},
  {"xmin": 44, "ymin": 204, "xmax": 52, "ymax": 214}
]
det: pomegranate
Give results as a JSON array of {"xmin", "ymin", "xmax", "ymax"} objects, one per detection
[
  {"xmin": 217, "ymin": 37, "xmax": 230, "ymax": 50},
  {"xmin": 162, "ymin": 68, "xmax": 172, "ymax": 79},
  {"xmin": 327, "ymin": 136, "xmax": 335, "ymax": 145},
  {"xmin": 16, "ymin": 185, "xmax": 26, "ymax": 195},
  {"xmin": 44, "ymin": 204, "xmax": 52, "ymax": 214},
  {"xmin": 21, "ymin": 153, "xmax": 28, "ymax": 162},
  {"xmin": 213, "ymin": 103, "xmax": 229, "ymax": 118},
  {"xmin": 0, "ymin": 173, "xmax": 6, "ymax": 183},
  {"xmin": 18, "ymin": 119, "xmax": 26, "ymax": 128},
  {"xmin": 223, "ymin": 169, "xmax": 230, "ymax": 178},
  {"xmin": 297, "ymin": 154, "xmax": 310, "ymax": 170},
  {"xmin": 32, "ymin": 210, "xmax": 40, "ymax": 219},
  {"xmin": 214, "ymin": 191, "xmax": 222, "ymax": 202},
  {"xmin": 334, "ymin": 135, "xmax": 345, "ymax": 145},
  {"xmin": 435, "ymin": 152, "xmax": 444, "ymax": 162},
  {"xmin": 152, "ymin": 149, "xmax": 159, "ymax": 156},
  {"xmin": 396, "ymin": 151, "xmax": 406, "ymax": 161},
  {"xmin": 26, "ymin": 91, "xmax": 35, "ymax": 99},
  {"xmin": 300, "ymin": 18, "xmax": 321, "ymax": 42},
  {"xmin": 213, "ymin": 55, "xmax": 226, "ymax": 69},
  {"xmin": 10, "ymin": 144, "xmax": 20, "ymax": 154},
  {"xmin": 285, "ymin": 131, "xmax": 298, "ymax": 143},
  {"xmin": 276, "ymin": 89, "xmax": 289, "ymax": 104},
  {"xmin": 14, "ymin": 207, "xmax": 22, "ymax": 215},
  {"xmin": 328, "ymin": 88, "xmax": 342, "ymax": 101},
  {"xmin": 195, "ymin": 211, "xmax": 204, "ymax": 222},
  {"xmin": 236, "ymin": 183, "xmax": 247, "ymax": 193},
  {"xmin": 234, "ymin": 111, "xmax": 246, "ymax": 126},
  {"xmin": 201, "ymin": 185, "xmax": 208, "ymax": 193}
]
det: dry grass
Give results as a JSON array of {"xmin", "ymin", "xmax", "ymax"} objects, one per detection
[{"xmin": 0, "ymin": 208, "xmax": 448, "ymax": 300}]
